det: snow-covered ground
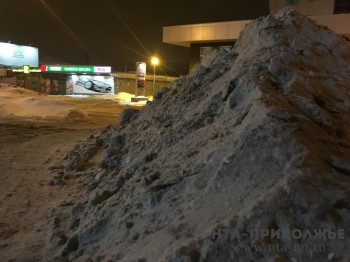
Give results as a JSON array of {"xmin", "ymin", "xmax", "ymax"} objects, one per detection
[
  {"xmin": 0, "ymin": 86, "xmax": 150, "ymax": 127},
  {"xmin": 0, "ymin": 86, "xmax": 148, "ymax": 119},
  {"xmin": 114, "ymin": 92, "xmax": 152, "ymax": 105},
  {"xmin": 0, "ymin": 85, "xmax": 142, "ymax": 262},
  {"xmin": 0, "ymin": 85, "xmax": 75, "ymax": 117}
]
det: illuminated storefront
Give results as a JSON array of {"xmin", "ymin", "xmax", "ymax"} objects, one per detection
[
  {"xmin": 11, "ymin": 66, "xmax": 42, "ymax": 92},
  {"xmin": 40, "ymin": 64, "xmax": 115, "ymax": 95}
]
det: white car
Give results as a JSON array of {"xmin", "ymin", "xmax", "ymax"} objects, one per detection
[{"xmin": 76, "ymin": 77, "xmax": 112, "ymax": 93}]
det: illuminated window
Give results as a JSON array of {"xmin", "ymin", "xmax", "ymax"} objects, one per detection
[
  {"xmin": 334, "ymin": 0, "xmax": 350, "ymax": 13},
  {"xmin": 287, "ymin": 0, "xmax": 299, "ymax": 4}
]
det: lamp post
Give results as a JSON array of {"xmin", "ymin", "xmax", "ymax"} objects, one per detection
[{"xmin": 151, "ymin": 56, "xmax": 159, "ymax": 96}]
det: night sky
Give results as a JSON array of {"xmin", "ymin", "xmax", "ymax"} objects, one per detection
[{"xmin": 0, "ymin": 0, "xmax": 269, "ymax": 76}]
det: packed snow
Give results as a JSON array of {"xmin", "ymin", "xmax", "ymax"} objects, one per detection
[
  {"xmin": 0, "ymin": 85, "xmax": 75, "ymax": 118},
  {"xmin": 0, "ymin": 86, "xmax": 148, "ymax": 124},
  {"xmin": 0, "ymin": 89, "xmax": 136, "ymax": 262},
  {"xmin": 115, "ymin": 92, "xmax": 152, "ymax": 106}
]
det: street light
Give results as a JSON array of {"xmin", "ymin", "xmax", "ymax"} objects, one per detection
[{"xmin": 151, "ymin": 56, "xmax": 159, "ymax": 96}]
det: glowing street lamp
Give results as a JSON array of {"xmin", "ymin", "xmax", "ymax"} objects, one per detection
[{"xmin": 151, "ymin": 56, "xmax": 159, "ymax": 96}]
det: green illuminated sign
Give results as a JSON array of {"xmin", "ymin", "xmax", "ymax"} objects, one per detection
[
  {"xmin": 41, "ymin": 65, "xmax": 111, "ymax": 74},
  {"xmin": 46, "ymin": 66, "xmax": 94, "ymax": 73}
]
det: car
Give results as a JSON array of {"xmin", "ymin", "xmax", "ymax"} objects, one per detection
[{"xmin": 75, "ymin": 77, "xmax": 112, "ymax": 93}]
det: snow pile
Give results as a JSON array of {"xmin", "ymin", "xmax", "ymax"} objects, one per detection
[
  {"xmin": 114, "ymin": 92, "xmax": 152, "ymax": 106},
  {"xmin": 48, "ymin": 9, "xmax": 350, "ymax": 261},
  {"xmin": 0, "ymin": 85, "xmax": 80, "ymax": 119}
]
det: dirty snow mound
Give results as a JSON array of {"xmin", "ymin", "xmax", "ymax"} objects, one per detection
[
  {"xmin": 64, "ymin": 109, "xmax": 90, "ymax": 122},
  {"xmin": 47, "ymin": 9, "xmax": 350, "ymax": 262}
]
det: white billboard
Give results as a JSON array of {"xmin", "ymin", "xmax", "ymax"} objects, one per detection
[
  {"xmin": 0, "ymin": 42, "xmax": 39, "ymax": 67},
  {"xmin": 68, "ymin": 75, "xmax": 115, "ymax": 95}
]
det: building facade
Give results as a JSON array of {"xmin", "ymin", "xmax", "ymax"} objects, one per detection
[
  {"xmin": 270, "ymin": 0, "xmax": 350, "ymax": 15},
  {"xmin": 116, "ymin": 72, "xmax": 177, "ymax": 97},
  {"xmin": 163, "ymin": 0, "xmax": 350, "ymax": 72}
]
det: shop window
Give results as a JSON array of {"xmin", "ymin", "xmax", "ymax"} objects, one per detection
[
  {"xmin": 334, "ymin": 0, "xmax": 350, "ymax": 13},
  {"xmin": 287, "ymin": 0, "xmax": 299, "ymax": 5}
]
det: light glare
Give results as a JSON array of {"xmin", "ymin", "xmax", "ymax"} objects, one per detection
[{"xmin": 151, "ymin": 56, "xmax": 159, "ymax": 65}]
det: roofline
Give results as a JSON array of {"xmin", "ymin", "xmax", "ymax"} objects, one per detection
[
  {"xmin": 163, "ymin": 13, "xmax": 350, "ymax": 47},
  {"xmin": 163, "ymin": 20, "xmax": 250, "ymax": 47}
]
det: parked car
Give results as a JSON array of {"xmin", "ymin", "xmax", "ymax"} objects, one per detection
[{"xmin": 75, "ymin": 77, "xmax": 112, "ymax": 93}]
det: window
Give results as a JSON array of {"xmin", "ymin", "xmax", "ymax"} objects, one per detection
[
  {"xmin": 334, "ymin": 0, "xmax": 350, "ymax": 13},
  {"xmin": 287, "ymin": 0, "xmax": 299, "ymax": 5},
  {"xmin": 199, "ymin": 46, "xmax": 213, "ymax": 62},
  {"xmin": 219, "ymin": 46, "xmax": 232, "ymax": 52}
]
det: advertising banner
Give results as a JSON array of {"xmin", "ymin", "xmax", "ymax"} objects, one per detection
[
  {"xmin": 0, "ymin": 42, "xmax": 38, "ymax": 67},
  {"xmin": 135, "ymin": 62, "xmax": 146, "ymax": 96},
  {"xmin": 68, "ymin": 75, "xmax": 114, "ymax": 95}
]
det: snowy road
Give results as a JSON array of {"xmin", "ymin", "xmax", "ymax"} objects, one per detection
[{"xmin": 0, "ymin": 92, "xmax": 137, "ymax": 261}]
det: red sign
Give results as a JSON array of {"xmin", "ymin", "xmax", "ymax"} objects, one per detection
[{"xmin": 136, "ymin": 62, "xmax": 146, "ymax": 96}]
